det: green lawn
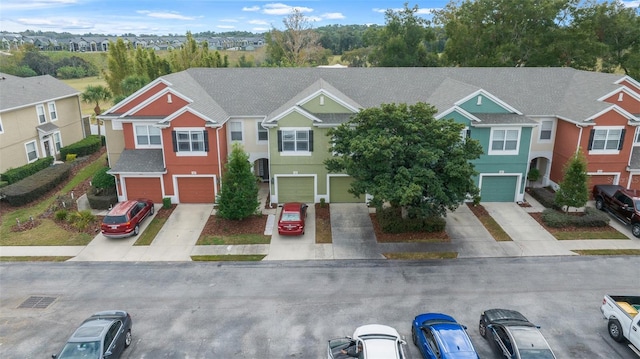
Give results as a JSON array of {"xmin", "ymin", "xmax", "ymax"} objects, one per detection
[
  {"xmin": 573, "ymin": 249, "xmax": 640, "ymax": 255},
  {"xmin": 133, "ymin": 216, "xmax": 168, "ymax": 246},
  {"xmin": 191, "ymin": 255, "xmax": 266, "ymax": 261},
  {"xmin": 383, "ymin": 252, "xmax": 458, "ymax": 260},
  {"xmin": 197, "ymin": 234, "xmax": 271, "ymax": 245},
  {"xmin": 0, "ymin": 256, "xmax": 73, "ymax": 262}
]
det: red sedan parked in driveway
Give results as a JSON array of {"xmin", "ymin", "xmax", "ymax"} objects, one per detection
[
  {"xmin": 101, "ymin": 199, "xmax": 154, "ymax": 238},
  {"xmin": 277, "ymin": 202, "xmax": 308, "ymax": 235}
]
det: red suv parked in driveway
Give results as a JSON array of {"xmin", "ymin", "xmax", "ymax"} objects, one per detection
[{"xmin": 101, "ymin": 199, "xmax": 154, "ymax": 238}]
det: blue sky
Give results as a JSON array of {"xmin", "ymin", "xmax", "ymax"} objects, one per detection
[{"xmin": 0, "ymin": 1, "xmax": 638, "ymax": 36}]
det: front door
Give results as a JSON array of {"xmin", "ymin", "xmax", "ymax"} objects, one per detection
[{"xmin": 43, "ymin": 139, "xmax": 51, "ymax": 157}]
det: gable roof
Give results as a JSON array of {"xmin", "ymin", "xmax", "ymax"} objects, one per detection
[
  {"xmin": 0, "ymin": 73, "xmax": 79, "ymax": 113},
  {"xmin": 111, "ymin": 67, "xmax": 631, "ymax": 125}
]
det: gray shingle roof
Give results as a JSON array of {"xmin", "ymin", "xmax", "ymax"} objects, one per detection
[
  {"xmin": 108, "ymin": 67, "xmax": 629, "ymax": 126},
  {"xmin": 109, "ymin": 149, "xmax": 165, "ymax": 173},
  {"xmin": 0, "ymin": 73, "xmax": 79, "ymax": 112},
  {"xmin": 472, "ymin": 113, "xmax": 537, "ymax": 126}
]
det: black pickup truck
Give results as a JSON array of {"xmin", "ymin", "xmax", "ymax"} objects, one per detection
[{"xmin": 593, "ymin": 184, "xmax": 640, "ymax": 237}]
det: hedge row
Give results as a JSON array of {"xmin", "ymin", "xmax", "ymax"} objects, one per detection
[
  {"xmin": 0, "ymin": 156, "xmax": 54, "ymax": 184},
  {"xmin": 528, "ymin": 187, "xmax": 558, "ymax": 209},
  {"xmin": 0, "ymin": 163, "xmax": 72, "ymax": 206},
  {"xmin": 60, "ymin": 135, "xmax": 102, "ymax": 160},
  {"xmin": 541, "ymin": 207, "xmax": 609, "ymax": 228},
  {"xmin": 376, "ymin": 206, "xmax": 446, "ymax": 233}
]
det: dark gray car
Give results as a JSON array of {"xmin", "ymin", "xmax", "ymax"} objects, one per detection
[{"xmin": 53, "ymin": 310, "xmax": 132, "ymax": 359}]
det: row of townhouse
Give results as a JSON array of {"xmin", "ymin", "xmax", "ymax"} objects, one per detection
[
  {"xmin": 90, "ymin": 67, "xmax": 636, "ymax": 205},
  {"xmin": 1, "ymin": 33, "xmax": 264, "ymax": 52},
  {"xmin": 0, "ymin": 73, "xmax": 87, "ymax": 174}
]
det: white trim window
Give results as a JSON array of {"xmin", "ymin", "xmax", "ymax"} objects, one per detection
[
  {"xmin": 634, "ymin": 127, "xmax": 640, "ymax": 145},
  {"xmin": 489, "ymin": 128, "xmax": 520, "ymax": 155},
  {"xmin": 230, "ymin": 121, "xmax": 243, "ymax": 141},
  {"xmin": 36, "ymin": 104, "xmax": 46, "ymax": 124},
  {"xmin": 53, "ymin": 131, "xmax": 63, "ymax": 152},
  {"xmin": 134, "ymin": 124, "xmax": 162, "ymax": 148},
  {"xmin": 0, "ymin": 115, "xmax": 4, "ymax": 134},
  {"xmin": 589, "ymin": 126, "xmax": 624, "ymax": 153},
  {"xmin": 278, "ymin": 128, "xmax": 313, "ymax": 155},
  {"xmin": 539, "ymin": 120, "xmax": 552, "ymax": 141},
  {"xmin": 25, "ymin": 140, "xmax": 39, "ymax": 162},
  {"xmin": 172, "ymin": 128, "xmax": 208, "ymax": 156},
  {"xmin": 257, "ymin": 121, "xmax": 268, "ymax": 142},
  {"xmin": 47, "ymin": 102, "xmax": 58, "ymax": 121},
  {"xmin": 460, "ymin": 127, "xmax": 470, "ymax": 142}
]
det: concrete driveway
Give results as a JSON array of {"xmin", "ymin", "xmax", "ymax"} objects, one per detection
[{"xmin": 330, "ymin": 203, "xmax": 384, "ymax": 259}]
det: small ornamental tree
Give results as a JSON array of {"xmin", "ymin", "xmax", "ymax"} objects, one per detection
[
  {"xmin": 554, "ymin": 150, "xmax": 589, "ymax": 212},
  {"xmin": 91, "ymin": 166, "xmax": 116, "ymax": 195},
  {"xmin": 217, "ymin": 143, "xmax": 259, "ymax": 220}
]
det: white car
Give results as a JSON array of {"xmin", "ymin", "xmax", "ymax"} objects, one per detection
[{"xmin": 327, "ymin": 324, "xmax": 407, "ymax": 359}]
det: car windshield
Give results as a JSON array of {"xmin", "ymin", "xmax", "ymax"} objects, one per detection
[
  {"xmin": 437, "ymin": 328, "xmax": 475, "ymax": 353},
  {"xmin": 281, "ymin": 212, "xmax": 300, "ymax": 221},
  {"xmin": 58, "ymin": 341, "xmax": 100, "ymax": 359},
  {"xmin": 635, "ymin": 200, "xmax": 640, "ymax": 212},
  {"xmin": 103, "ymin": 215, "xmax": 127, "ymax": 224}
]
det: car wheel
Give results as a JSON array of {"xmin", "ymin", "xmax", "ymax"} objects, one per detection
[
  {"xmin": 633, "ymin": 224, "xmax": 640, "ymax": 238},
  {"xmin": 150, "ymin": 206, "xmax": 155, "ymax": 215},
  {"xmin": 595, "ymin": 198, "xmax": 604, "ymax": 210},
  {"xmin": 411, "ymin": 326, "xmax": 417, "ymax": 345},
  {"xmin": 124, "ymin": 329, "xmax": 132, "ymax": 347},
  {"xmin": 134, "ymin": 224, "xmax": 140, "ymax": 236},
  {"xmin": 479, "ymin": 319, "xmax": 487, "ymax": 338},
  {"xmin": 608, "ymin": 319, "xmax": 624, "ymax": 342}
]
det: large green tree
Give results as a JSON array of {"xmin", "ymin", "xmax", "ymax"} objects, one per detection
[
  {"xmin": 265, "ymin": 9, "xmax": 326, "ymax": 67},
  {"xmin": 217, "ymin": 143, "xmax": 260, "ymax": 220},
  {"xmin": 366, "ymin": 3, "xmax": 438, "ymax": 67},
  {"xmin": 554, "ymin": 150, "xmax": 589, "ymax": 212},
  {"xmin": 435, "ymin": 0, "xmax": 598, "ymax": 67},
  {"xmin": 325, "ymin": 102, "xmax": 483, "ymax": 218},
  {"xmin": 104, "ymin": 38, "xmax": 133, "ymax": 96},
  {"xmin": 169, "ymin": 32, "xmax": 228, "ymax": 72}
]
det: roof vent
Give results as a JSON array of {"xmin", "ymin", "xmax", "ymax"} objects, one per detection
[
  {"xmin": 476, "ymin": 95, "xmax": 482, "ymax": 105},
  {"xmin": 167, "ymin": 94, "xmax": 172, "ymax": 103},
  {"xmin": 319, "ymin": 95, "xmax": 325, "ymax": 106},
  {"xmin": 618, "ymin": 92, "xmax": 624, "ymax": 102}
]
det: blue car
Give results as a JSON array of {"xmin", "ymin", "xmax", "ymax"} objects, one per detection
[{"xmin": 412, "ymin": 313, "xmax": 480, "ymax": 359}]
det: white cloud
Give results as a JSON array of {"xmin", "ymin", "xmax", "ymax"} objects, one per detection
[
  {"xmin": 220, "ymin": 19, "xmax": 239, "ymax": 23},
  {"xmin": 621, "ymin": 1, "xmax": 639, "ymax": 8},
  {"xmin": 262, "ymin": 3, "xmax": 313, "ymax": 16},
  {"xmin": 306, "ymin": 16, "xmax": 321, "ymax": 22},
  {"xmin": 322, "ymin": 12, "xmax": 345, "ymax": 20},
  {"xmin": 217, "ymin": 25, "xmax": 235, "ymax": 29},
  {"xmin": 248, "ymin": 19, "xmax": 269, "ymax": 25},
  {"xmin": 1, "ymin": 0, "xmax": 78, "ymax": 11},
  {"xmin": 242, "ymin": 6, "xmax": 260, "ymax": 12},
  {"xmin": 137, "ymin": 10, "xmax": 196, "ymax": 21},
  {"xmin": 15, "ymin": 17, "xmax": 92, "ymax": 30}
]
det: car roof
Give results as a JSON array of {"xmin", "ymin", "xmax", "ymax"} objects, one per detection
[
  {"xmin": 430, "ymin": 323, "xmax": 477, "ymax": 355},
  {"xmin": 508, "ymin": 327, "xmax": 553, "ymax": 351},
  {"xmin": 484, "ymin": 308, "xmax": 533, "ymax": 326},
  {"xmin": 106, "ymin": 200, "xmax": 139, "ymax": 216},
  {"xmin": 361, "ymin": 337, "xmax": 400, "ymax": 359},
  {"xmin": 353, "ymin": 324, "xmax": 401, "ymax": 339},
  {"xmin": 69, "ymin": 319, "xmax": 113, "ymax": 342}
]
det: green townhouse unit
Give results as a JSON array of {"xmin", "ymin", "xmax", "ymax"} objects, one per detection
[{"xmin": 101, "ymin": 67, "xmax": 636, "ymax": 204}]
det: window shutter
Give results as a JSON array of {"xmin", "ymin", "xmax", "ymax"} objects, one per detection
[
  {"xmin": 277, "ymin": 130, "xmax": 282, "ymax": 152},
  {"xmin": 618, "ymin": 129, "xmax": 626, "ymax": 150},
  {"xmin": 172, "ymin": 131, "xmax": 177, "ymax": 152},
  {"xmin": 309, "ymin": 130, "xmax": 314, "ymax": 151},
  {"xmin": 204, "ymin": 130, "xmax": 209, "ymax": 152},
  {"xmin": 587, "ymin": 129, "xmax": 595, "ymax": 150}
]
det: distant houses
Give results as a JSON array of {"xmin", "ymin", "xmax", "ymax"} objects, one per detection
[{"xmin": 0, "ymin": 33, "xmax": 265, "ymax": 52}]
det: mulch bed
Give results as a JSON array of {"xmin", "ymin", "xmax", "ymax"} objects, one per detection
[
  {"xmin": 200, "ymin": 214, "xmax": 268, "ymax": 236},
  {"xmin": 528, "ymin": 212, "xmax": 616, "ymax": 233},
  {"xmin": 467, "ymin": 202, "xmax": 489, "ymax": 217}
]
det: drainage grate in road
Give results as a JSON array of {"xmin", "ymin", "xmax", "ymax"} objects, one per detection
[{"xmin": 18, "ymin": 296, "xmax": 57, "ymax": 309}]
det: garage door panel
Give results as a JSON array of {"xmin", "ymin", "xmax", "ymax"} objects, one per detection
[
  {"xmin": 178, "ymin": 177, "xmax": 215, "ymax": 203},
  {"xmin": 126, "ymin": 177, "xmax": 163, "ymax": 203},
  {"xmin": 330, "ymin": 177, "xmax": 365, "ymax": 203},
  {"xmin": 278, "ymin": 177, "xmax": 313, "ymax": 203},
  {"xmin": 481, "ymin": 176, "xmax": 517, "ymax": 202}
]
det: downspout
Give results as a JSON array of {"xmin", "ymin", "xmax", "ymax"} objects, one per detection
[
  {"xmin": 575, "ymin": 123, "xmax": 583, "ymax": 153},
  {"xmin": 216, "ymin": 127, "xmax": 222, "ymax": 195}
]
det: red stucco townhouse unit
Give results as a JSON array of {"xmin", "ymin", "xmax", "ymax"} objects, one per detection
[
  {"xmin": 99, "ymin": 78, "xmax": 228, "ymax": 204},
  {"xmin": 549, "ymin": 75, "xmax": 640, "ymax": 190}
]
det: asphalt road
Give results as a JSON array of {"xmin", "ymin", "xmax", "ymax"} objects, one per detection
[{"xmin": 1, "ymin": 256, "xmax": 639, "ymax": 358}]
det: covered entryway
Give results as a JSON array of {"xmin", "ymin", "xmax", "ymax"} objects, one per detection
[
  {"xmin": 329, "ymin": 176, "xmax": 365, "ymax": 203},
  {"xmin": 277, "ymin": 176, "xmax": 314, "ymax": 203},
  {"xmin": 480, "ymin": 175, "xmax": 518, "ymax": 202},
  {"xmin": 125, "ymin": 177, "xmax": 163, "ymax": 203},
  {"xmin": 177, "ymin": 176, "xmax": 215, "ymax": 203},
  {"xmin": 254, "ymin": 158, "xmax": 269, "ymax": 182}
]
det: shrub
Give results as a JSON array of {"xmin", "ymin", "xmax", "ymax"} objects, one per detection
[
  {"xmin": 92, "ymin": 166, "xmax": 115, "ymax": 191},
  {"xmin": 377, "ymin": 206, "xmax": 446, "ymax": 233},
  {"xmin": 56, "ymin": 66, "xmax": 86, "ymax": 79},
  {"xmin": 60, "ymin": 135, "xmax": 102, "ymax": 160},
  {"xmin": 319, "ymin": 198, "xmax": 327, "ymax": 208},
  {"xmin": 87, "ymin": 187, "xmax": 118, "ymax": 210},
  {"xmin": 529, "ymin": 187, "xmax": 557, "ymax": 209},
  {"xmin": 162, "ymin": 197, "xmax": 172, "ymax": 209},
  {"xmin": 55, "ymin": 209, "xmax": 69, "ymax": 221},
  {"xmin": 66, "ymin": 154, "xmax": 77, "ymax": 161},
  {"xmin": 0, "ymin": 163, "xmax": 72, "ymax": 206},
  {"xmin": 1, "ymin": 156, "xmax": 54, "ymax": 184},
  {"xmin": 541, "ymin": 207, "xmax": 609, "ymax": 228},
  {"xmin": 67, "ymin": 210, "xmax": 96, "ymax": 231}
]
